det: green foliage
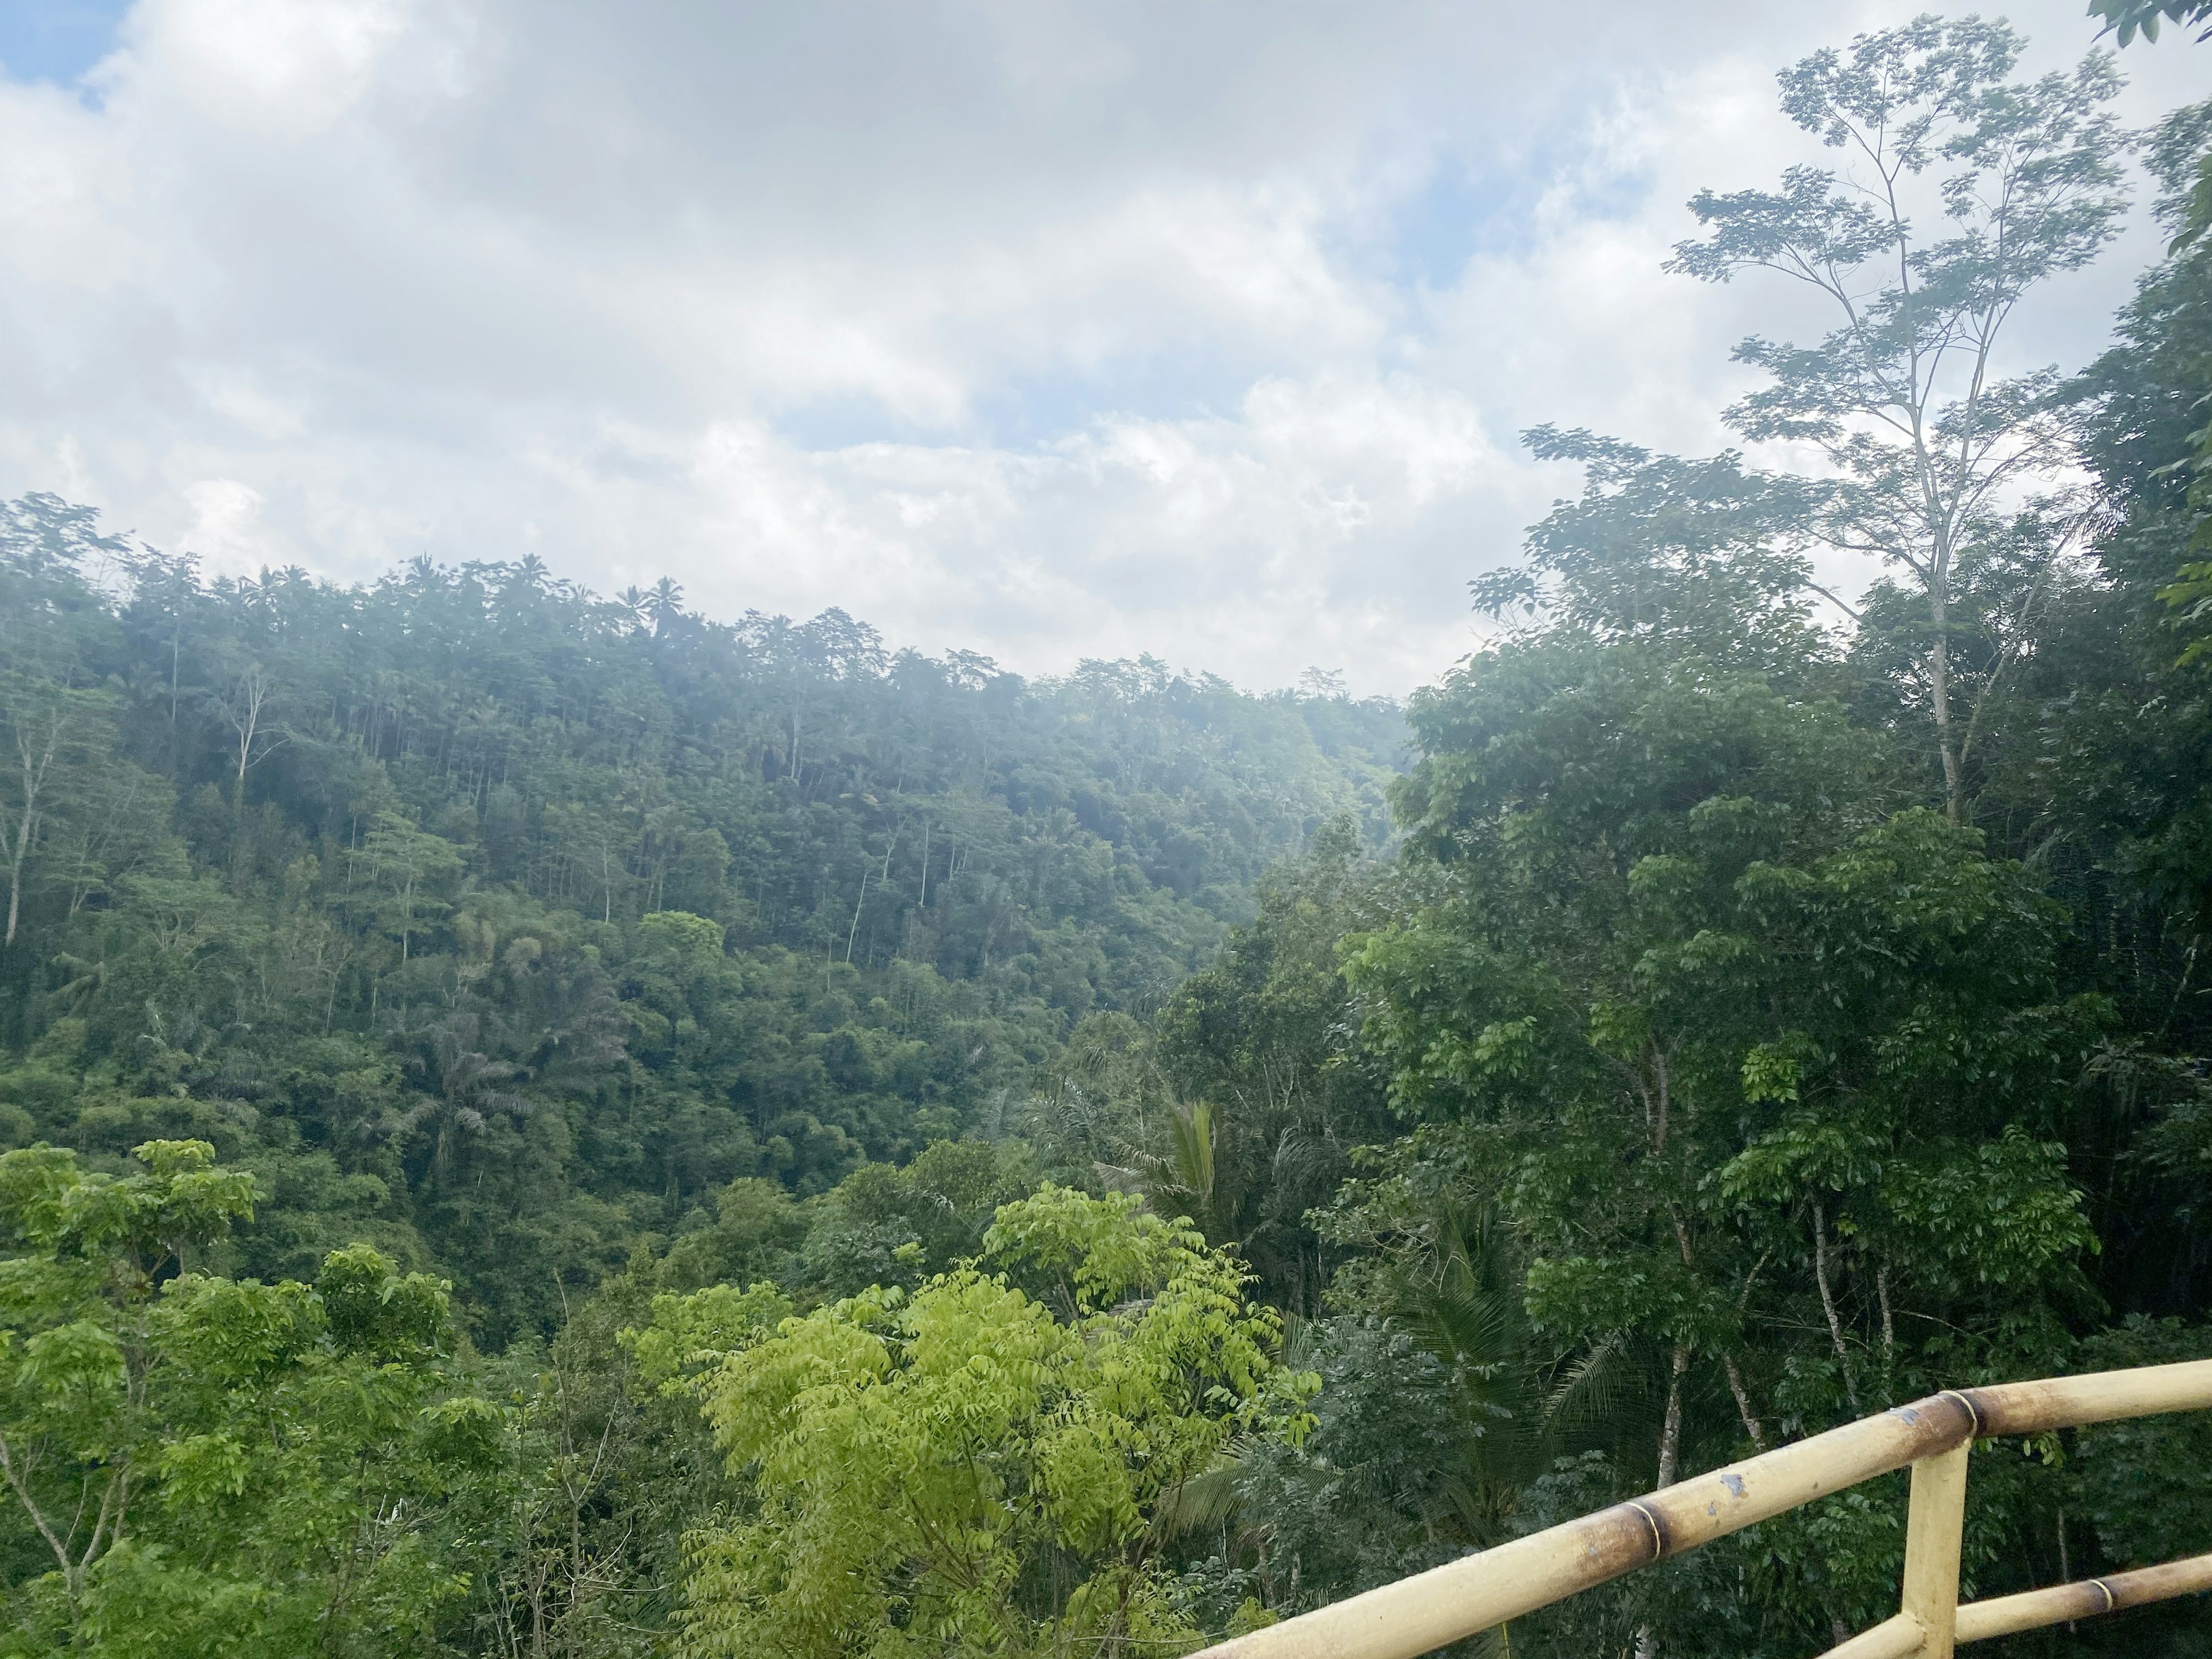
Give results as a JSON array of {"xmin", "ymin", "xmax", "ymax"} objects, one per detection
[
  {"xmin": 1482, "ymin": 429, "xmax": 1834, "ymax": 676},
  {"xmin": 0, "ymin": 503, "xmax": 1400, "ymax": 1342},
  {"xmin": 2069, "ymin": 1317, "xmax": 2212, "ymax": 1566},
  {"xmin": 1357, "ymin": 641, "xmax": 2105, "ymax": 1426},
  {"xmin": 1143, "ymin": 816, "xmax": 1397, "ymax": 1310},
  {"xmin": 0, "ymin": 1139, "xmax": 494, "ymax": 1656},
  {"xmin": 1192, "ymin": 1316, "xmax": 1474, "ymax": 1609},
  {"xmin": 2, "ymin": 16, "xmax": 2211, "ymax": 1657},
  {"xmin": 672, "ymin": 1186, "xmax": 1313, "ymax": 1658},
  {"xmin": 2089, "ymin": 0, "xmax": 2212, "ymax": 47}
]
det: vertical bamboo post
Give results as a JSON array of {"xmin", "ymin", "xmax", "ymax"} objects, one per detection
[{"xmin": 1899, "ymin": 1442, "xmax": 1971, "ymax": 1658}]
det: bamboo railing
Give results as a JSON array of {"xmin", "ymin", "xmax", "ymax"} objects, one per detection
[{"xmin": 1188, "ymin": 1358, "xmax": 2212, "ymax": 1659}]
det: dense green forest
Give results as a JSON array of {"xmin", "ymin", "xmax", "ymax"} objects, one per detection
[
  {"xmin": 0, "ymin": 494, "xmax": 1403, "ymax": 1337},
  {"xmin": 1, "ymin": 14, "xmax": 2210, "ymax": 1659}
]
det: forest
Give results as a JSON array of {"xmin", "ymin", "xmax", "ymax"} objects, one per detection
[{"xmin": 0, "ymin": 13, "xmax": 2209, "ymax": 1658}]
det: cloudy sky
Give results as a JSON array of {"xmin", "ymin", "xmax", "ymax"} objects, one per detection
[{"xmin": 0, "ymin": 1, "xmax": 2203, "ymax": 694}]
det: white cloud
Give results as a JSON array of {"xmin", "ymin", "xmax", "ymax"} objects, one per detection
[
  {"xmin": 0, "ymin": 78, "xmax": 141, "ymax": 288},
  {"xmin": 124, "ymin": 0, "xmax": 412, "ymax": 138},
  {"xmin": 0, "ymin": 0, "xmax": 2204, "ymax": 695}
]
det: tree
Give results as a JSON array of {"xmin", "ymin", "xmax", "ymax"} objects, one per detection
[
  {"xmin": 0, "ymin": 501, "xmax": 128, "ymax": 955},
  {"xmin": 0, "ymin": 1139, "xmax": 501, "ymax": 1654},
  {"xmin": 671, "ymin": 1185, "xmax": 1313, "ymax": 1658},
  {"xmin": 2089, "ymin": 0, "xmax": 2212, "ymax": 46},
  {"xmin": 43, "ymin": 759, "xmax": 174, "ymax": 926},
  {"xmin": 1669, "ymin": 18, "xmax": 2131, "ymax": 819},
  {"xmin": 0, "ymin": 679, "xmax": 114, "ymax": 950},
  {"xmin": 0, "ymin": 1138, "xmax": 258, "ymax": 1616},
  {"xmin": 1149, "ymin": 815, "xmax": 1396, "ymax": 1312},
  {"xmin": 209, "ymin": 662, "xmax": 288, "ymax": 814},
  {"xmin": 355, "ymin": 810, "xmax": 466, "ymax": 966},
  {"xmin": 1343, "ymin": 631, "xmax": 2106, "ymax": 1645},
  {"xmin": 1476, "ymin": 429, "xmax": 1836, "ymax": 673}
]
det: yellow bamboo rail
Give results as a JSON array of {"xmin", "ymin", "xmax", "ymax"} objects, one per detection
[{"xmin": 1187, "ymin": 1358, "xmax": 2212, "ymax": 1659}]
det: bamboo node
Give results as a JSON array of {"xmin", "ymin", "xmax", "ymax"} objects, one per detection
[
  {"xmin": 1623, "ymin": 1499, "xmax": 1666, "ymax": 1560},
  {"xmin": 1937, "ymin": 1389, "xmax": 1982, "ymax": 1437}
]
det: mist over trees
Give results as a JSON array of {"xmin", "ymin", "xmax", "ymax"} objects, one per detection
[{"xmin": 0, "ymin": 12, "xmax": 2209, "ymax": 1659}]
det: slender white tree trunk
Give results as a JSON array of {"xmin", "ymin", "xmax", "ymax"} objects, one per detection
[{"xmin": 1634, "ymin": 1342, "xmax": 1692, "ymax": 1659}]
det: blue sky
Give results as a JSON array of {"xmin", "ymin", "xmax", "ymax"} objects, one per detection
[
  {"xmin": 0, "ymin": 1, "xmax": 2203, "ymax": 694},
  {"xmin": 0, "ymin": 0, "xmax": 128, "ymax": 87}
]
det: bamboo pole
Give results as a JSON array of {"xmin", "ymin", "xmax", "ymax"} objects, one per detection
[
  {"xmin": 1953, "ymin": 1554, "xmax": 2212, "ymax": 1643},
  {"xmin": 1897, "ymin": 1444, "xmax": 1970, "ymax": 1659},
  {"xmin": 1187, "ymin": 1361, "xmax": 2212, "ymax": 1659},
  {"xmin": 1816, "ymin": 1557, "xmax": 2212, "ymax": 1658},
  {"xmin": 1185, "ymin": 1392, "xmax": 1978, "ymax": 1659},
  {"xmin": 1819, "ymin": 1614, "xmax": 1921, "ymax": 1659},
  {"xmin": 1953, "ymin": 1362, "xmax": 2212, "ymax": 1437}
]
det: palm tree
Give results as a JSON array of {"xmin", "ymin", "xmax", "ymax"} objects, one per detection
[
  {"xmin": 408, "ymin": 1009, "xmax": 529, "ymax": 1185},
  {"xmin": 1370, "ymin": 1203, "xmax": 1550, "ymax": 1541}
]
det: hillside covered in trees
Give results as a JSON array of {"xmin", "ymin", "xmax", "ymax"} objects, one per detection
[
  {"xmin": 0, "ymin": 521, "xmax": 1401, "ymax": 1342},
  {"xmin": 0, "ymin": 13, "xmax": 2209, "ymax": 1659}
]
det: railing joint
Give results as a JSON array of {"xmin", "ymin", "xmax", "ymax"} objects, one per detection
[
  {"xmin": 1622, "ymin": 1498, "xmax": 1665, "ymax": 1560},
  {"xmin": 1936, "ymin": 1388, "xmax": 1982, "ymax": 1438}
]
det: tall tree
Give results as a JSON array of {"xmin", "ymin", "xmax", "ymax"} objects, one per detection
[{"xmin": 1669, "ymin": 18, "xmax": 2131, "ymax": 818}]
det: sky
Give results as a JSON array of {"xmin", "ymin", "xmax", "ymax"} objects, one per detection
[{"xmin": 0, "ymin": 1, "xmax": 2205, "ymax": 695}]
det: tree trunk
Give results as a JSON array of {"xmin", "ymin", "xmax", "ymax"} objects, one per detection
[
  {"xmin": 1723, "ymin": 1353, "xmax": 1768, "ymax": 1452},
  {"xmin": 6, "ymin": 715, "xmax": 60, "ymax": 950},
  {"xmin": 3, "ymin": 817, "xmax": 24, "ymax": 948},
  {"xmin": 846, "ymin": 859, "xmax": 870, "ymax": 963},
  {"xmin": 1633, "ymin": 1342, "xmax": 1694, "ymax": 1659},
  {"xmin": 1813, "ymin": 1202, "xmax": 1861, "ymax": 1413},
  {"xmin": 1877, "ymin": 1264, "xmax": 1896, "ymax": 1403},
  {"xmin": 1929, "ymin": 561, "xmax": 1963, "ymax": 823},
  {"xmin": 1656, "ymin": 1341, "xmax": 1688, "ymax": 1488}
]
